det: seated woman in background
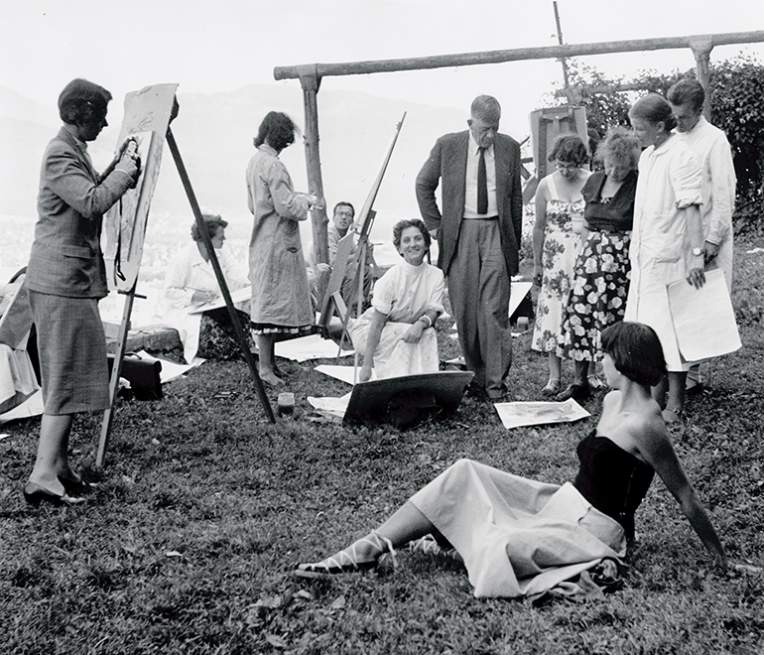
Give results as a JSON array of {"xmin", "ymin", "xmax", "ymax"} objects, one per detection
[
  {"xmin": 0, "ymin": 274, "xmax": 39, "ymax": 415},
  {"xmin": 556, "ymin": 127, "xmax": 640, "ymax": 401},
  {"xmin": 298, "ymin": 322, "xmax": 726, "ymax": 599},
  {"xmin": 162, "ymin": 213, "xmax": 250, "ymax": 363},
  {"xmin": 348, "ymin": 219, "xmax": 444, "ymax": 381}
]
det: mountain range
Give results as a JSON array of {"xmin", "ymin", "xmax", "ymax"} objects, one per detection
[{"xmin": 0, "ymin": 83, "xmax": 476, "ymax": 242}]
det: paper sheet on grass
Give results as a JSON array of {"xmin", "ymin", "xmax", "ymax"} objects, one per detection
[
  {"xmin": 494, "ymin": 398, "xmax": 590, "ymax": 430},
  {"xmin": 315, "ymin": 364, "xmax": 376, "ymax": 384},
  {"xmin": 0, "ymin": 389, "xmax": 43, "ymax": 424},
  {"xmin": 135, "ymin": 350, "xmax": 205, "ymax": 383},
  {"xmin": 307, "ymin": 392, "xmax": 351, "ymax": 419},
  {"xmin": 187, "ymin": 286, "xmax": 252, "ymax": 315},
  {"xmin": 667, "ymin": 269, "xmax": 741, "ymax": 362},
  {"xmin": 275, "ymin": 334, "xmax": 353, "ymax": 362}
]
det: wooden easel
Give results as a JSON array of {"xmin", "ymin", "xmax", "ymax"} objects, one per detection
[{"xmin": 96, "ymin": 85, "xmax": 274, "ymax": 469}]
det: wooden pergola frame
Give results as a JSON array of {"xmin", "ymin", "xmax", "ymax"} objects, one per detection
[{"xmin": 273, "ymin": 30, "xmax": 764, "ymax": 266}]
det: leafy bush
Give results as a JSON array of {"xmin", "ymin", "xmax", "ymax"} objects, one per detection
[{"xmin": 558, "ymin": 55, "xmax": 764, "ymax": 233}]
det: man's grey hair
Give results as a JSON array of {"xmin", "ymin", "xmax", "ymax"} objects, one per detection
[{"xmin": 470, "ymin": 95, "xmax": 501, "ymax": 122}]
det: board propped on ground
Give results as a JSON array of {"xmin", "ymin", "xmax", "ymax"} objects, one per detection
[{"xmin": 343, "ymin": 370, "xmax": 473, "ymax": 428}]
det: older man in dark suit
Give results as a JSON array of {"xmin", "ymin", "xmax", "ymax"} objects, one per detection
[{"xmin": 416, "ymin": 95, "xmax": 522, "ymax": 400}]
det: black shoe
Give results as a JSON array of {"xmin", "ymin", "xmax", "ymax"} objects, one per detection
[
  {"xmin": 555, "ymin": 383, "xmax": 592, "ymax": 402},
  {"xmin": 23, "ymin": 482, "xmax": 86, "ymax": 507},
  {"xmin": 465, "ymin": 383, "xmax": 488, "ymax": 401},
  {"xmin": 685, "ymin": 380, "xmax": 705, "ymax": 397}
]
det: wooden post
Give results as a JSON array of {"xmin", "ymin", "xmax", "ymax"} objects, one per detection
[
  {"xmin": 690, "ymin": 36, "xmax": 714, "ymax": 120},
  {"xmin": 552, "ymin": 1, "xmax": 575, "ymax": 105},
  {"xmin": 274, "ymin": 31, "xmax": 764, "ymax": 81},
  {"xmin": 297, "ymin": 66, "xmax": 329, "ymax": 270}
]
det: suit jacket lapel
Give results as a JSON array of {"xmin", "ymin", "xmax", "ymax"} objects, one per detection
[
  {"xmin": 451, "ymin": 131, "xmax": 469, "ymax": 220},
  {"xmin": 59, "ymin": 127, "xmax": 99, "ymax": 182},
  {"xmin": 494, "ymin": 136, "xmax": 507, "ymax": 218}
]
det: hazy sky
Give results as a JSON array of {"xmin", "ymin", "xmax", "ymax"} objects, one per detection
[{"xmin": 2, "ymin": 0, "xmax": 763, "ymax": 136}]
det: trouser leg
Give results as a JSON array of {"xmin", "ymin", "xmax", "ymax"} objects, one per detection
[
  {"xmin": 476, "ymin": 222, "xmax": 512, "ymax": 395},
  {"xmin": 448, "ymin": 223, "xmax": 485, "ymax": 389}
]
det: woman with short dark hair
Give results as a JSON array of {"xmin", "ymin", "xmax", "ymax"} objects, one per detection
[
  {"xmin": 23, "ymin": 78, "xmax": 140, "ymax": 505},
  {"xmin": 531, "ymin": 134, "xmax": 591, "ymax": 396},
  {"xmin": 297, "ymin": 321, "xmax": 726, "ymax": 598},
  {"xmin": 624, "ymin": 94, "xmax": 707, "ymax": 423},
  {"xmin": 348, "ymin": 219, "xmax": 444, "ymax": 381},
  {"xmin": 556, "ymin": 127, "xmax": 641, "ymax": 401},
  {"xmin": 246, "ymin": 111, "xmax": 322, "ymax": 385}
]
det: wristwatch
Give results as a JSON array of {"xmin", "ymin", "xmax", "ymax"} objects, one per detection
[{"xmin": 691, "ymin": 247, "xmax": 704, "ymax": 257}]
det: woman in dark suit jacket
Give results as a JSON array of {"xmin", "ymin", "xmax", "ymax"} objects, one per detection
[{"xmin": 23, "ymin": 79, "xmax": 139, "ymax": 506}]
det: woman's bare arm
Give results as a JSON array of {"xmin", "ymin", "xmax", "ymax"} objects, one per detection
[
  {"xmin": 633, "ymin": 417, "xmax": 726, "ymax": 567},
  {"xmin": 360, "ymin": 309, "xmax": 387, "ymax": 382}
]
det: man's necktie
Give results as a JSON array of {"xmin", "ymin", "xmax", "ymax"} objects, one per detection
[{"xmin": 477, "ymin": 147, "xmax": 488, "ymax": 215}]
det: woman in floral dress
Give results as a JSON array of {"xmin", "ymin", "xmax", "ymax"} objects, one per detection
[
  {"xmin": 531, "ymin": 135, "xmax": 590, "ymax": 396},
  {"xmin": 555, "ymin": 128, "xmax": 640, "ymax": 401}
]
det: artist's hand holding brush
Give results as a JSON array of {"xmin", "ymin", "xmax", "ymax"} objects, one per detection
[{"xmin": 101, "ymin": 137, "xmax": 141, "ymax": 187}]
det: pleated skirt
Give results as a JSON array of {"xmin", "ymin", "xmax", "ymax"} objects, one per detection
[{"xmin": 29, "ymin": 291, "xmax": 109, "ymax": 414}]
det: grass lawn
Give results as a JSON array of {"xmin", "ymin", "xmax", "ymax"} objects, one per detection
[{"xmin": 1, "ymin": 237, "xmax": 763, "ymax": 654}]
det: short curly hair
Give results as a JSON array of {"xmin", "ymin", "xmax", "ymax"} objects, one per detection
[
  {"xmin": 548, "ymin": 134, "xmax": 589, "ymax": 167},
  {"xmin": 393, "ymin": 219, "xmax": 431, "ymax": 253},
  {"xmin": 58, "ymin": 78, "xmax": 111, "ymax": 126},
  {"xmin": 601, "ymin": 321, "xmax": 666, "ymax": 387},
  {"xmin": 594, "ymin": 126, "xmax": 641, "ymax": 171},
  {"xmin": 253, "ymin": 111, "xmax": 296, "ymax": 151},
  {"xmin": 191, "ymin": 213, "xmax": 228, "ymax": 242},
  {"xmin": 629, "ymin": 93, "xmax": 678, "ymax": 132}
]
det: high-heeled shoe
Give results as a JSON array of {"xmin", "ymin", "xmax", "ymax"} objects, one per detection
[{"xmin": 23, "ymin": 482, "xmax": 86, "ymax": 507}]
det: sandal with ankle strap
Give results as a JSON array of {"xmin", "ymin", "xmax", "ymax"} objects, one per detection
[
  {"xmin": 408, "ymin": 534, "xmax": 461, "ymax": 562},
  {"xmin": 295, "ymin": 531, "xmax": 397, "ymax": 576}
]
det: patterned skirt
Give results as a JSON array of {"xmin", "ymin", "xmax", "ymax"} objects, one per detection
[
  {"xmin": 250, "ymin": 322, "xmax": 314, "ymax": 337},
  {"xmin": 531, "ymin": 222, "xmax": 583, "ymax": 352},
  {"xmin": 197, "ymin": 308, "xmax": 250, "ymax": 360},
  {"xmin": 557, "ymin": 230, "xmax": 631, "ymax": 362}
]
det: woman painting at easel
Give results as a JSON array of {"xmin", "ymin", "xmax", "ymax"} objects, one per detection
[
  {"xmin": 22, "ymin": 79, "xmax": 141, "ymax": 506},
  {"xmin": 246, "ymin": 111, "xmax": 323, "ymax": 387}
]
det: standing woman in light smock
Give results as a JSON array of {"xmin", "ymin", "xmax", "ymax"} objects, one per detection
[
  {"xmin": 246, "ymin": 111, "xmax": 323, "ymax": 386},
  {"xmin": 624, "ymin": 94, "xmax": 707, "ymax": 423}
]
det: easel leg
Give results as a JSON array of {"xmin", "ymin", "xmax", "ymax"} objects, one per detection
[
  {"xmin": 96, "ymin": 285, "xmax": 136, "ymax": 468},
  {"xmin": 352, "ymin": 242, "xmax": 367, "ymax": 384},
  {"xmin": 165, "ymin": 127, "xmax": 276, "ymax": 426}
]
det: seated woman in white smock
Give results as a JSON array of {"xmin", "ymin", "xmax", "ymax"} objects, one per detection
[
  {"xmin": 161, "ymin": 214, "xmax": 250, "ymax": 363},
  {"xmin": 0, "ymin": 276, "xmax": 39, "ymax": 415},
  {"xmin": 348, "ymin": 219, "xmax": 444, "ymax": 381}
]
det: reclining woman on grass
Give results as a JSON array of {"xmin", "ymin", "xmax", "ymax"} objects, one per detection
[
  {"xmin": 348, "ymin": 219, "xmax": 444, "ymax": 382},
  {"xmin": 298, "ymin": 321, "xmax": 726, "ymax": 598}
]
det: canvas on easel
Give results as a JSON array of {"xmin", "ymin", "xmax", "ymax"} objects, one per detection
[
  {"xmin": 103, "ymin": 84, "xmax": 179, "ymax": 291},
  {"xmin": 95, "ymin": 85, "xmax": 276, "ymax": 469}
]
